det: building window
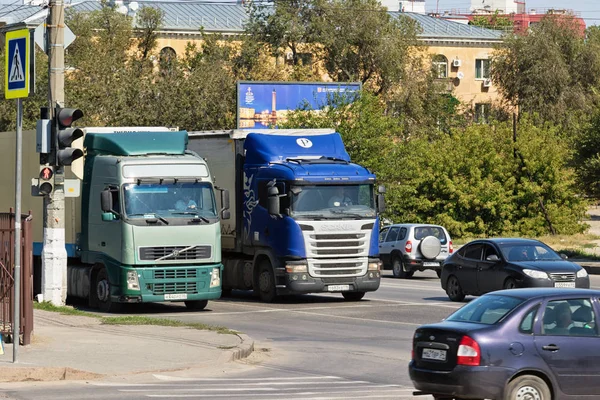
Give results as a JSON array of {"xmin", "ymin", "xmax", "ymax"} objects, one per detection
[
  {"xmin": 432, "ymin": 55, "xmax": 448, "ymax": 79},
  {"xmin": 475, "ymin": 103, "xmax": 490, "ymax": 123},
  {"xmin": 475, "ymin": 59, "xmax": 491, "ymax": 79}
]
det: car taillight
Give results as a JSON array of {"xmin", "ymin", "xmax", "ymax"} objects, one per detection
[
  {"xmin": 449, "ymin": 240, "xmax": 453, "ymax": 254},
  {"xmin": 405, "ymin": 240, "xmax": 412, "ymax": 253},
  {"xmin": 457, "ymin": 335, "xmax": 480, "ymax": 366}
]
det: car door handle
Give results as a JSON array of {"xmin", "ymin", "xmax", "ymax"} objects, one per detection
[{"xmin": 542, "ymin": 344, "xmax": 560, "ymax": 352}]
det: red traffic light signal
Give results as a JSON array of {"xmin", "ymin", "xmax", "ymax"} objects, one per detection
[
  {"xmin": 54, "ymin": 107, "xmax": 84, "ymax": 166},
  {"xmin": 40, "ymin": 166, "xmax": 53, "ymax": 180}
]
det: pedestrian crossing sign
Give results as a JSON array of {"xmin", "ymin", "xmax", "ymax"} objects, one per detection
[{"xmin": 5, "ymin": 29, "xmax": 30, "ymax": 99}]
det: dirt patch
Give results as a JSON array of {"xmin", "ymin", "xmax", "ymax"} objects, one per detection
[{"xmin": 0, "ymin": 367, "xmax": 103, "ymax": 382}]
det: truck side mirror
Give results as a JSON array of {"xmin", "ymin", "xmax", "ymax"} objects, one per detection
[
  {"xmin": 377, "ymin": 193, "xmax": 386, "ymax": 213},
  {"xmin": 221, "ymin": 210, "xmax": 231, "ymax": 220},
  {"xmin": 100, "ymin": 190, "xmax": 113, "ymax": 213},
  {"xmin": 268, "ymin": 186, "xmax": 280, "ymax": 216},
  {"xmin": 221, "ymin": 189, "xmax": 230, "ymax": 211},
  {"xmin": 378, "ymin": 185, "xmax": 386, "ymax": 194}
]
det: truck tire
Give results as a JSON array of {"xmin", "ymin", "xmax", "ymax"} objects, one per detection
[
  {"xmin": 420, "ymin": 236, "xmax": 441, "ymax": 259},
  {"xmin": 185, "ymin": 300, "xmax": 208, "ymax": 310},
  {"xmin": 94, "ymin": 268, "xmax": 121, "ymax": 313},
  {"xmin": 342, "ymin": 292, "xmax": 365, "ymax": 301},
  {"xmin": 392, "ymin": 256, "xmax": 413, "ymax": 279},
  {"xmin": 257, "ymin": 261, "xmax": 277, "ymax": 303}
]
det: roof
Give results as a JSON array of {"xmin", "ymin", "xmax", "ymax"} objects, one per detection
[
  {"xmin": 84, "ymin": 130, "xmax": 188, "ymax": 156},
  {"xmin": 490, "ymin": 287, "xmax": 600, "ymax": 299},
  {"xmin": 0, "ymin": 2, "xmax": 503, "ymax": 42}
]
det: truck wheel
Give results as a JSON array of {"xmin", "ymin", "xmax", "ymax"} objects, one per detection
[
  {"xmin": 257, "ymin": 261, "xmax": 276, "ymax": 303},
  {"xmin": 185, "ymin": 300, "xmax": 208, "ymax": 310},
  {"xmin": 392, "ymin": 257, "xmax": 414, "ymax": 279},
  {"xmin": 342, "ymin": 292, "xmax": 365, "ymax": 301},
  {"xmin": 94, "ymin": 268, "xmax": 121, "ymax": 313}
]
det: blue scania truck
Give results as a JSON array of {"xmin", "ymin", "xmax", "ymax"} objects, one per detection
[{"xmin": 188, "ymin": 129, "xmax": 384, "ymax": 302}]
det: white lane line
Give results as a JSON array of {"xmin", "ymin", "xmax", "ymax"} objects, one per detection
[
  {"xmin": 290, "ymin": 309, "xmax": 421, "ymax": 326},
  {"xmin": 151, "ymin": 375, "xmax": 345, "ymax": 382},
  {"xmin": 121, "ymin": 384, "xmax": 401, "ymax": 392},
  {"xmin": 146, "ymin": 389, "xmax": 416, "ymax": 398}
]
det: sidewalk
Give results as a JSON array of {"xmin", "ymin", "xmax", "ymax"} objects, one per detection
[{"xmin": 0, "ymin": 309, "xmax": 254, "ymax": 383}]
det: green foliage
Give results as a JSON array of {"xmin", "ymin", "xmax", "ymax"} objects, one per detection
[{"xmin": 470, "ymin": 11, "xmax": 514, "ymax": 30}]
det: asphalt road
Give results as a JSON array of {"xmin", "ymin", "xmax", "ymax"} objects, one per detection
[{"xmin": 5, "ymin": 272, "xmax": 600, "ymax": 400}]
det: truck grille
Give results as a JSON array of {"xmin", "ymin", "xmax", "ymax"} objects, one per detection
[
  {"xmin": 154, "ymin": 269, "xmax": 197, "ymax": 279},
  {"xmin": 151, "ymin": 282, "xmax": 197, "ymax": 295},
  {"xmin": 549, "ymin": 272, "xmax": 576, "ymax": 282},
  {"xmin": 139, "ymin": 245, "xmax": 211, "ymax": 261},
  {"xmin": 306, "ymin": 233, "xmax": 367, "ymax": 259}
]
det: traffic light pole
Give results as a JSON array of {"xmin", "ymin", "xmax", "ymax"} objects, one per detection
[{"xmin": 42, "ymin": 0, "xmax": 67, "ymax": 305}]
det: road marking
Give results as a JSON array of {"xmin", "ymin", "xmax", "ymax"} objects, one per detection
[
  {"xmin": 121, "ymin": 384, "xmax": 401, "ymax": 392},
  {"xmin": 151, "ymin": 375, "xmax": 345, "ymax": 382},
  {"xmin": 145, "ymin": 389, "xmax": 415, "ymax": 398}
]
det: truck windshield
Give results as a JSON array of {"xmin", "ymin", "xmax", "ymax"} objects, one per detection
[
  {"xmin": 290, "ymin": 184, "xmax": 376, "ymax": 219},
  {"xmin": 123, "ymin": 182, "xmax": 217, "ymax": 219}
]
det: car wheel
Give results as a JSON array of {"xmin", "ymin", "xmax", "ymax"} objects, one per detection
[
  {"xmin": 392, "ymin": 257, "xmax": 414, "ymax": 279},
  {"xmin": 504, "ymin": 278, "xmax": 517, "ymax": 290},
  {"xmin": 257, "ymin": 261, "xmax": 277, "ymax": 303},
  {"xmin": 446, "ymin": 275, "xmax": 465, "ymax": 302},
  {"xmin": 342, "ymin": 292, "xmax": 365, "ymax": 301},
  {"xmin": 505, "ymin": 375, "xmax": 551, "ymax": 400}
]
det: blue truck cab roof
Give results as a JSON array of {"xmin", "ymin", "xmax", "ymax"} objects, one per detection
[{"xmin": 244, "ymin": 132, "xmax": 375, "ymax": 183}]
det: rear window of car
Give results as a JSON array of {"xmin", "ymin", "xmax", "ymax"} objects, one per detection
[
  {"xmin": 446, "ymin": 295, "xmax": 524, "ymax": 325},
  {"xmin": 413, "ymin": 226, "xmax": 447, "ymax": 244}
]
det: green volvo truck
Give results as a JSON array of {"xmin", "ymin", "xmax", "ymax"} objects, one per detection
[{"xmin": 0, "ymin": 127, "xmax": 227, "ymax": 311}]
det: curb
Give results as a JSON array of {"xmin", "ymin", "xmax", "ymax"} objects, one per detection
[{"xmin": 0, "ymin": 334, "xmax": 255, "ymax": 383}]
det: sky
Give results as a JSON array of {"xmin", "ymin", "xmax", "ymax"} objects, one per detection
[{"xmin": 430, "ymin": 0, "xmax": 599, "ymax": 26}]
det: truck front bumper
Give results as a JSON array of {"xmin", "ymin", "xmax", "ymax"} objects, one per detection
[{"xmin": 284, "ymin": 271, "xmax": 381, "ymax": 294}]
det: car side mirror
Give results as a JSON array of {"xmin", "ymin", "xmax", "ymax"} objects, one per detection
[
  {"xmin": 486, "ymin": 254, "xmax": 500, "ymax": 262},
  {"xmin": 560, "ymin": 253, "xmax": 568, "ymax": 260}
]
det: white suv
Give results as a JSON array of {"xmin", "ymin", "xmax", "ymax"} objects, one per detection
[{"xmin": 379, "ymin": 224, "xmax": 453, "ymax": 278}]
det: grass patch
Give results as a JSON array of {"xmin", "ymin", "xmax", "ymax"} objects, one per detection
[
  {"xmin": 34, "ymin": 302, "xmax": 94, "ymax": 317},
  {"xmin": 34, "ymin": 302, "xmax": 238, "ymax": 335},
  {"xmin": 559, "ymin": 249, "xmax": 600, "ymax": 261},
  {"xmin": 101, "ymin": 316, "xmax": 237, "ymax": 335}
]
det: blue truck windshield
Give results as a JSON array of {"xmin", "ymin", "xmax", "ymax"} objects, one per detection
[
  {"xmin": 290, "ymin": 184, "xmax": 376, "ymax": 219},
  {"xmin": 123, "ymin": 182, "xmax": 217, "ymax": 218}
]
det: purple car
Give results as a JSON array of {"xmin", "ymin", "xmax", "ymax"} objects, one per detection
[{"xmin": 409, "ymin": 288, "xmax": 600, "ymax": 400}]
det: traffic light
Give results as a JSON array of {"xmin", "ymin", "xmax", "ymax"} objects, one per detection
[
  {"xmin": 38, "ymin": 166, "xmax": 54, "ymax": 195},
  {"xmin": 53, "ymin": 107, "xmax": 84, "ymax": 166}
]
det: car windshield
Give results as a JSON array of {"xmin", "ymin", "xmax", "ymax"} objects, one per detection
[
  {"xmin": 290, "ymin": 184, "xmax": 376, "ymax": 219},
  {"xmin": 123, "ymin": 182, "xmax": 217, "ymax": 219},
  {"xmin": 501, "ymin": 243, "xmax": 562, "ymax": 262},
  {"xmin": 446, "ymin": 294, "xmax": 524, "ymax": 325}
]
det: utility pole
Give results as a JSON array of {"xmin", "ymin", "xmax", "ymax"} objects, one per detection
[{"xmin": 42, "ymin": 0, "xmax": 67, "ymax": 306}]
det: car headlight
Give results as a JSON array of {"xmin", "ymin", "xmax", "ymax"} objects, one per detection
[
  {"xmin": 522, "ymin": 269, "xmax": 549, "ymax": 279},
  {"xmin": 577, "ymin": 268, "xmax": 589, "ymax": 278}
]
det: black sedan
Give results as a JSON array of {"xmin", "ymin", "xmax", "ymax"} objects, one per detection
[
  {"xmin": 441, "ymin": 238, "xmax": 589, "ymax": 302},
  {"xmin": 409, "ymin": 288, "xmax": 600, "ymax": 400}
]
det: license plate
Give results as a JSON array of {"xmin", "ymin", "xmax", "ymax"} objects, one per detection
[
  {"xmin": 554, "ymin": 282, "xmax": 575, "ymax": 288},
  {"xmin": 327, "ymin": 285, "xmax": 350, "ymax": 292},
  {"xmin": 422, "ymin": 348, "xmax": 447, "ymax": 361},
  {"xmin": 164, "ymin": 293, "xmax": 188, "ymax": 300},
  {"xmin": 423, "ymin": 262, "xmax": 440, "ymax": 267}
]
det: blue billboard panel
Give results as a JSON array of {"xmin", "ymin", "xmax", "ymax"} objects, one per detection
[{"xmin": 237, "ymin": 81, "xmax": 361, "ymax": 129}]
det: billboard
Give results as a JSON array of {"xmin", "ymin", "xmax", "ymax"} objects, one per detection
[{"xmin": 237, "ymin": 81, "xmax": 361, "ymax": 129}]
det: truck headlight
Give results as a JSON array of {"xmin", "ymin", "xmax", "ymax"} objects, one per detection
[
  {"xmin": 210, "ymin": 267, "xmax": 221, "ymax": 288},
  {"xmin": 286, "ymin": 264, "xmax": 308, "ymax": 273},
  {"xmin": 127, "ymin": 270, "xmax": 140, "ymax": 290},
  {"xmin": 368, "ymin": 261, "xmax": 382, "ymax": 271},
  {"xmin": 577, "ymin": 268, "xmax": 588, "ymax": 278}
]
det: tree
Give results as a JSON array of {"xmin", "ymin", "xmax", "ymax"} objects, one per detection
[
  {"xmin": 491, "ymin": 14, "xmax": 600, "ymax": 125},
  {"xmin": 470, "ymin": 11, "xmax": 513, "ymax": 31}
]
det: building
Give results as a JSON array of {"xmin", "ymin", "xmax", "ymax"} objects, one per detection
[
  {"xmin": 381, "ymin": 0, "xmax": 426, "ymax": 13},
  {"xmin": 0, "ymin": 1, "xmax": 504, "ymax": 115},
  {"xmin": 470, "ymin": 0, "xmax": 524, "ymax": 14}
]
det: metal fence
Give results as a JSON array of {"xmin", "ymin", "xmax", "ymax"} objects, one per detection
[{"xmin": 0, "ymin": 209, "xmax": 33, "ymax": 345}]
